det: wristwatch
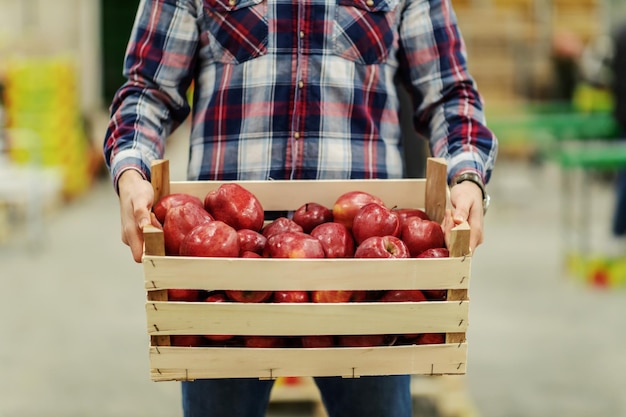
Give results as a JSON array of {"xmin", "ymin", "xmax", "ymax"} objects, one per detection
[{"xmin": 451, "ymin": 172, "xmax": 490, "ymax": 215}]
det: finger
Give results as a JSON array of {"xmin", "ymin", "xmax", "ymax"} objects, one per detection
[
  {"xmin": 135, "ymin": 205, "xmax": 152, "ymax": 230},
  {"xmin": 130, "ymin": 239, "xmax": 143, "ymax": 263},
  {"xmin": 469, "ymin": 229, "xmax": 481, "ymax": 254},
  {"xmin": 150, "ymin": 212, "xmax": 163, "ymax": 230},
  {"xmin": 120, "ymin": 203, "xmax": 151, "ymax": 263},
  {"xmin": 452, "ymin": 200, "xmax": 471, "ymax": 225},
  {"xmin": 451, "ymin": 200, "xmax": 483, "ymax": 253},
  {"xmin": 441, "ymin": 209, "xmax": 454, "ymax": 250},
  {"xmin": 467, "ymin": 210, "xmax": 484, "ymax": 253},
  {"xmin": 120, "ymin": 220, "xmax": 144, "ymax": 262},
  {"xmin": 131, "ymin": 211, "xmax": 152, "ymax": 263}
]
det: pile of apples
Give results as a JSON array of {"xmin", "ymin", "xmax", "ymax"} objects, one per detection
[{"xmin": 154, "ymin": 183, "xmax": 449, "ymax": 348}]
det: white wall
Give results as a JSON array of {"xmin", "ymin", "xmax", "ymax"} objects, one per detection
[{"xmin": 0, "ymin": 0, "xmax": 102, "ymax": 113}]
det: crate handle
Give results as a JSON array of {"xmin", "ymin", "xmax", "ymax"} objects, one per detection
[
  {"xmin": 425, "ymin": 158, "xmax": 447, "ymax": 224},
  {"xmin": 151, "ymin": 159, "xmax": 170, "ymax": 205}
]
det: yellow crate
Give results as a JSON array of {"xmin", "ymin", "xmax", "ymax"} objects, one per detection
[{"xmin": 142, "ymin": 158, "xmax": 472, "ymax": 382}]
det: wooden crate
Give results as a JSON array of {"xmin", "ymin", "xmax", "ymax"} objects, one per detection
[{"xmin": 142, "ymin": 158, "xmax": 472, "ymax": 382}]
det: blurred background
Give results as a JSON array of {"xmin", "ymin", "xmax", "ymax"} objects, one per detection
[{"xmin": 1, "ymin": 0, "xmax": 626, "ymax": 417}]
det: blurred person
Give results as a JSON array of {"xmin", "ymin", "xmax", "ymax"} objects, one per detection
[
  {"xmin": 103, "ymin": 0, "xmax": 498, "ymax": 416},
  {"xmin": 550, "ymin": 30, "xmax": 585, "ymax": 102},
  {"xmin": 610, "ymin": 21, "xmax": 626, "ymax": 239}
]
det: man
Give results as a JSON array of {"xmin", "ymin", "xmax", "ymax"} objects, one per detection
[
  {"xmin": 610, "ymin": 21, "xmax": 626, "ymax": 238},
  {"xmin": 103, "ymin": 0, "xmax": 497, "ymax": 416}
]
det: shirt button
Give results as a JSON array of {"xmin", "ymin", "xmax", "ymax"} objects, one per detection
[
  {"xmin": 298, "ymin": 80, "xmax": 304, "ymax": 88},
  {"xmin": 366, "ymin": 0, "xmax": 374, "ymax": 5},
  {"xmin": 294, "ymin": 132, "xmax": 301, "ymax": 139},
  {"xmin": 299, "ymin": 31, "xmax": 305, "ymax": 39},
  {"xmin": 229, "ymin": 0, "xmax": 236, "ymax": 5}
]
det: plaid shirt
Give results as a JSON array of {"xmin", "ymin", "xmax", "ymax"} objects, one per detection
[{"xmin": 104, "ymin": 0, "xmax": 497, "ymax": 189}]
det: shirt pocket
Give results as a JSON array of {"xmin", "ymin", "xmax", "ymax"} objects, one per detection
[
  {"xmin": 334, "ymin": 0, "xmax": 400, "ymax": 64},
  {"xmin": 202, "ymin": 0, "xmax": 269, "ymax": 64}
]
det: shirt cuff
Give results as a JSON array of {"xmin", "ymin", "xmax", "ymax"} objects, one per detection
[
  {"xmin": 111, "ymin": 149, "xmax": 152, "ymax": 194},
  {"xmin": 447, "ymin": 154, "xmax": 487, "ymax": 186}
]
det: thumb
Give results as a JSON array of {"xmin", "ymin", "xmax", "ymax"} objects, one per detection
[
  {"xmin": 136, "ymin": 191, "xmax": 155, "ymax": 231},
  {"xmin": 138, "ymin": 215, "xmax": 151, "ymax": 229},
  {"xmin": 135, "ymin": 202, "xmax": 153, "ymax": 230},
  {"xmin": 452, "ymin": 205, "xmax": 470, "ymax": 225}
]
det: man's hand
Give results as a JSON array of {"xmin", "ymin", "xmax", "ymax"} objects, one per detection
[
  {"xmin": 118, "ymin": 169, "xmax": 158, "ymax": 263},
  {"xmin": 442, "ymin": 181, "xmax": 484, "ymax": 254}
]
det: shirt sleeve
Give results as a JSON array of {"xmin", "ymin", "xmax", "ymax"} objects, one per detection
[
  {"xmin": 103, "ymin": 0, "xmax": 200, "ymax": 192},
  {"xmin": 397, "ymin": 0, "xmax": 498, "ymax": 184}
]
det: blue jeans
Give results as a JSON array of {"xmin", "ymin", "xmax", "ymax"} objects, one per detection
[{"xmin": 181, "ymin": 375, "xmax": 412, "ymax": 417}]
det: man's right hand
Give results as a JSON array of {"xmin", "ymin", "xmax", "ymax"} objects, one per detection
[{"xmin": 118, "ymin": 169, "xmax": 157, "ymax": 263}]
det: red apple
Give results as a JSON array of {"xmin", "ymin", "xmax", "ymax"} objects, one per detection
[
  {"xmin": 237, "ymin": 229, "xmax": 267, "ymax": 255},
  {"xmin": 392, "ymin": 207, "xmax": 430, "ymax": 227},
  {"xmin": 352, "ymin": 203, "xmax": 400, "ymax": 245},
  {"xmin": 416, "ymin": 333, "xmax": 446, "ymax": 345},
  {"xmin": 332, "ymin": 191, "xmax": 385, "ymax": 230},
  {"xmin": 203, "ymin": 292, "xmax": 234, "ymax": 342},
  {"xmin": 349, "ymin": 290, "xmax": 369, "ymax": 302},
  {"xmin": 395, "ymin": 334, "xmax": 420, "ymax": 345},
  {"xmin": 354, "ymin": 236, "xmax": 410, "ymax": 258},
  {"xmin": 170, "ymin": 335, "xmax": 203, "ymax": 347},
  {"xmin": 416, "ymin": 248, "xmax": 448, "ymax": 301},
  {"xmin": 204, "ymin": 291, "xmax": 227, "ymax": 302},
  {"xmin": 264, "ymin": 231, "xmax": 325, "ymax": 259},
  {"xmin": 273, "ymin": 290, "xmax": 310, "ymax": 303},
  {"xmin": 400, "ymin": 217, "xmax": 445, "ymax": 257},
  {"xmin": 153, "ymin": 193, "xmax": 204, "ymax": 224},
  {"xmin": 379, "ymin": 289, "xmax": 427, "ymax": 302},
  {"xmin": 337, "ymin": 334, "xmax": 387, "ymax": 347},
  {"xmin": 244, "ymin": 336, "xmax": 283, "ymax": 348},
  {"xmin": 225, "ymin": 290, "xmax": 273, "ymax": 303},
  {"xmin": 362, "ymin": 290, "xmax": 386, "ymax": 301},
  {"xmin": 167, "ymin": 289, "xmax": 200, "ymax": 302},
  {"xmin": 416, "ymin": 247, "xmax": 449, "ymax": 258},
  {"xmin": 422, "ymin": 290, "xmax": 448, "ymax": 301},
  {"xmin": 301, "ymin": 335, "xmax": 335, "ymax": 348},
  {"xmin": 292, "ymin": 202, "xmax": 333, "ymax": 233},
  {"xmin": 311, "ymin": 290, "xmax": 353, "ymax": 303},
  {"xmin": 179, "ymin": 220, "xmax": 240, "ymax": 257},
  {"xmin": 241, "ymin": 251, "xmax": 262, "ymax": 258},
  {"xmin": 310, "ymin": 222, "xmax": 355, "ymax": 258},
  {"xmin": 204, "ymin": 183, "xmax": 264, "ymax": 231},
  {"xmin": 163, "ymin": 203, "xmax": 214, "ymax": 255},
  {"xmin": 261, "ymin": 217, "xmax": 303, "ymax": 239}
]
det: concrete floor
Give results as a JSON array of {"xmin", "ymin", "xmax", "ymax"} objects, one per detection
[{"xmin": 1, "ymin": 138, "xmax": 626, "ymax": 417}]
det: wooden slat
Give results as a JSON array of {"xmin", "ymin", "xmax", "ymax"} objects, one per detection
[
  {"xmin": 446, "ymin": 221, "xmax": 471, "ymax": 344},
  {"xmin": 169, "ymin": 179, "xmax": 427, "ymax": 212},
  {"xmin": 149, "ymin": 343, "xmax": 468, "ymax": 381},
  {"xmin": 146, "ymin": 301, "xmax": 469, "ymax": 336},
  {"xmin": 143, "ymin": 225, "xmax": 165, "ymax": 257},
  {"xmin": 151, "ymin": 159, "xmax": 170, "ymax": 205},
  {"xmin": 143, "ymin": 225, "xmax": 170, "ymax": 346},
  {"xmin": 143, "ymin": 256, "xmax": 471, "ymax": 291},
  {"xmin": 448, "ymin": 222, "xmax": 471, "ymax": 258},
  {"xmin": 425, "ymin": 158, "xmax": 448, "ymax": 223}
]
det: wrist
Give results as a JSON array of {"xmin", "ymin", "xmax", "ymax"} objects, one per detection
[{"xmin": 117, "ymin": 168, "xmax": 148, "ymax": 193}]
